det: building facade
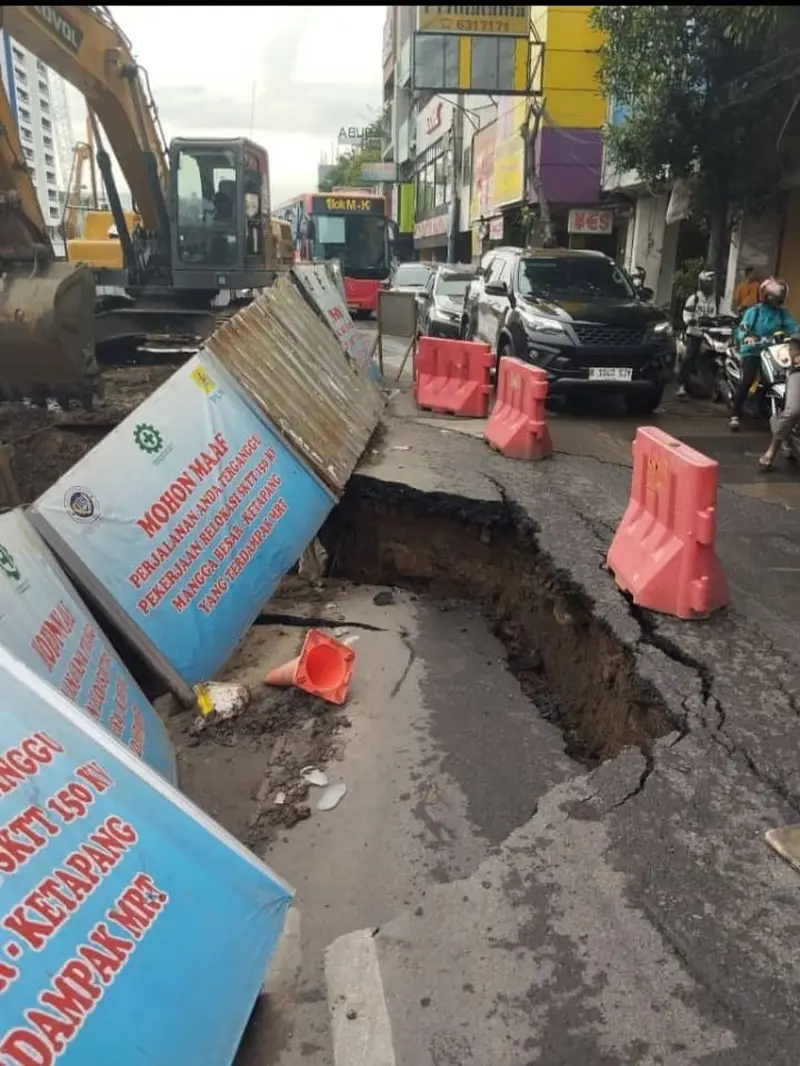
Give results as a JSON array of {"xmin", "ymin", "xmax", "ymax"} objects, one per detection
[{"xmin": 0, "ymin": 32, "xmax": 62, "ymax": 240}]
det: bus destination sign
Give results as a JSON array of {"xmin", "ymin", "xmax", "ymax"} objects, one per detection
[{"xmin": 313, "ymin": 195, "xmax": 384, "ymax": 215}]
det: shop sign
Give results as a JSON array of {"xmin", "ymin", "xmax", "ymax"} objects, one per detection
[
  {"xmin": 417, "ymin": 5, "xmax": 531, "ymax": 37},
  {"xmin": 417, "ymin": 96, "xmax": 453, "ymax": 155},
  {"xmin": 489, "ymin": 217, "xmax": 504, "ymax": 240},
  {"xmin": 414, "ymin": 214, "xmax": 449, "ymax": 240},
  {"xmin": 568, "ymin": 209, "xmax": 615, "ymax": 235}
]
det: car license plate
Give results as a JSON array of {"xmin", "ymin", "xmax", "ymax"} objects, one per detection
[{"xmin": 589, "ymin": 367, "xmax": 633, "ymax": 382}]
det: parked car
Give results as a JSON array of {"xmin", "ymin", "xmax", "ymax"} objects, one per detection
[
  {"xmin": 417, "ymin": 265, "xmax": 477, "ymax": 338},
  {"xmin": 461, "ymin": 247, "xmax": 676, "ymax": 415},
  {"xmin": 388, "ymin": 262, "xmax": 434, "ymax": 296}
]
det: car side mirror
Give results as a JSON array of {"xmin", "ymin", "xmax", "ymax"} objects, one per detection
[
  {"xmin": 639, "ymin": 285, "xmax": 654, "ymax": 302},
  {"xmin": 484, "ymin": 281, "xmax": 508, "ymax": 297}
]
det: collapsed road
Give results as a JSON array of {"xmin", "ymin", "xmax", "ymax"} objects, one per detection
[{"xmin": 244, "ymin": 385, "xmax": 800, "ymax": 1066}]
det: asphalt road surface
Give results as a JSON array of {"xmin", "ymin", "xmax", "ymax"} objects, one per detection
[{"xmin": 241, "ymin": 323, "xmax": 800, "ymax": 1065}]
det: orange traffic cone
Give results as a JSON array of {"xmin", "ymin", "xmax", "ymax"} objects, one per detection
[{"xmin": 264, "ymin": 629, "xmax": 355, "ymax": 706}]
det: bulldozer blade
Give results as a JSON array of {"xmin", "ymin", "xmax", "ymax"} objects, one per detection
[{"xmin": 0, "ymin": 260, "xmax": 97, "ymax": 394}]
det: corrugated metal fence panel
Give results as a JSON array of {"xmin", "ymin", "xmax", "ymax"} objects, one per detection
[{"xmin": 203, "ymin": 276, "xmax": 384, "ymax": 495}]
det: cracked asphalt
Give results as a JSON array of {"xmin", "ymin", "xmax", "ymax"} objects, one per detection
[{"xmin": 252, "ymin": 333, "xmax": 800, "ymax": 1066}]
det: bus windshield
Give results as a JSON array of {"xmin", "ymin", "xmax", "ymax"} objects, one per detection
[{"xmin": 311, "ymin": 213, "xmax": 389, "ymax": 278}]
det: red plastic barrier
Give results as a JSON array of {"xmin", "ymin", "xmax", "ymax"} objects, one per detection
[
  {"xmin": 606, "ymin": 426, "xmax": 728, "ymax": 620},
  {"xmin": 483, "ymin": 356, "xmax": 553, "ymax": 460},
  {"xmin": 414, "ymin": 337, "xmax": 494, "ymax": 417}
]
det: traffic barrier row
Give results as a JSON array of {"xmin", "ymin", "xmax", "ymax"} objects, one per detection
[
  {"xmin": 483, "ymin": 356, "xmax": 553, "ymax": 461},
  {"xmin": 414, "ymin": 336, "xmax": 494, "ymax": 418},
  {"xmin": 606, "ymin": 426, "xmax": 728, "ymax": 619}
]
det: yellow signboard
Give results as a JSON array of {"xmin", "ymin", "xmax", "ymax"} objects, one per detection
[
  {"xmin": 418, "ymin": 6, "xmax": 530, "ymax": 37},
  {"xmin": 470, "ymin": 99, "xmax": 526, "ymax": 223}
]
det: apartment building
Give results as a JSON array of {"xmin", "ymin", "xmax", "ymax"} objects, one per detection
[{"xmin": 0, "ymin": 32, "xmax": 62, "ymax": 239}]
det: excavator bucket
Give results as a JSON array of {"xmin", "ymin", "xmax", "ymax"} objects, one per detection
[{"xmin": 0, "ymin": 260, "xmax": 97, "ymax": 397}]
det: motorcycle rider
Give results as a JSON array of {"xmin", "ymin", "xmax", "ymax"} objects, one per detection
[
  {"xmin": 677, "ymin": 269, "xmax": 719, "ymax": 398},
  {"xmin": 759, "ymin": 333, "xmax": 800, "ymax": 470},
  {"xmin": 729, "ymin": 277, "xmax": 798, "ymax": 432}
]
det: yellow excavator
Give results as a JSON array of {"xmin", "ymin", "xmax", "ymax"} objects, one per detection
[
  {"xmin": 0, "ymin": 5, "xmax": 294, "ymax": 403},
  {"xmin": 61, "ymin": 114, "xmax": 139, "ymax": 269}
]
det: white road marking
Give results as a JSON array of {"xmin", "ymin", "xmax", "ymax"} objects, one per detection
[{"xmin": 325, "ymin": 928, "xmax": 396, "ymax": 1066}]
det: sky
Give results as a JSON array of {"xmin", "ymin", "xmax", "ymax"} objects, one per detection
[{"xmin": 63, "ymin": 5, "xmax": 386, "ymax": 205}]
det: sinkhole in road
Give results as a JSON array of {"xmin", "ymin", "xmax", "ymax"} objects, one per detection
[{"xmin": 322, "ymin": 475, "xmax": 672, "ymax": 767}]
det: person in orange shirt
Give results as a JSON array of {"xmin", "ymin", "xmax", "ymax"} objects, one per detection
[{"xmin": 734, "ymin": 266, "xmax": 760, "ymax": 312}]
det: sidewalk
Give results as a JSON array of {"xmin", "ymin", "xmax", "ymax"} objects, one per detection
[{"xmin": 333, "ymin": 366, "xmax": 800, "ymax": 1063}]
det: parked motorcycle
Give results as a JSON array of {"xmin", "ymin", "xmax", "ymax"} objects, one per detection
[
  {"xmin": 717, "ymin": 331, "xmax": 800, "ymax": 461},
  {"xmin": 678, "ymin": 314, "xmax": 738, "ymax": 399}
]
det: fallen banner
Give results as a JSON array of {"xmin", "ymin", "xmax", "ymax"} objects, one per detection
[
  {"xmin": 30, "ymin": 355, "xmax": 335, "ymax": 700},
  {"xmin": 0, "ymin": 643, "xmax": 293, "ymax": 1065},
  {"xmin": 292, "ymin": 263, "xmax": 380, "ymax": 380},
  {"xmin": 0, "ymin": 511, "xmax": 175, "ymax": 783}
]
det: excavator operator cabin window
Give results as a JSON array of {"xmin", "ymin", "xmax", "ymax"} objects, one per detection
[{"xmin": 176, "ymin": 146, "xmax": 239, "ymax": 268}]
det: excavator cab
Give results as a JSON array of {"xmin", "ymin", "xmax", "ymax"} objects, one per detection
[{"xmin": 169, "ymin": 137, "xmax": 275, "ymax": 294}]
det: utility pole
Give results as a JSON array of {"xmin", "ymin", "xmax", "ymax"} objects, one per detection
[{"xmin": 447, "ymin": 94, "xmax": 465, "ymax": 264}]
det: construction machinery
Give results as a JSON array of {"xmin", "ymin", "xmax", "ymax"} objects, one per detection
[{"xmin": 0, "ymin": 5, "xmax": 294, "ymax": 403}]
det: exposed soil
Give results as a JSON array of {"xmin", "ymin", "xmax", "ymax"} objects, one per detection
[
  {"xmin": 165, "ymin": 681, "xmax": 351, "ymax": 853},
  {"xmin": 0, "ymin": 364, "xmax": 178, "ymax": 504},
  {"xmin": 322, "ymin": 474, "xmax": 673, "ymax": 767}
]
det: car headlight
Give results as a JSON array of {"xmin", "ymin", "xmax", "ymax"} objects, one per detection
[
  {"xmin": 521, "ymin": 313, "xmax": 565, "ymax": 336},
  {"xmin": 651, "ymin": 321, "xmax": 673, "ymax": 336}
]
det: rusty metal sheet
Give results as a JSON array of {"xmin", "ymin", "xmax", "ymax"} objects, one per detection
[{"xmin": 202, "ymin": 276, "xmax": 384, "ymax": 495}]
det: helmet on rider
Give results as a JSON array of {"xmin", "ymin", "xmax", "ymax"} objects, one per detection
[
  {"xmin": 698, "ymin": 270, "xmax": 716, "ymax": 296},
  {"xmin": 759, "ymin": 276, "xmax": 788, "ymax": 307}
]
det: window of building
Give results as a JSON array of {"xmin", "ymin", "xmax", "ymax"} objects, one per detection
[
  {"xmin": 434, "ymin": 156, "xmax": 446, "ymax": 207},
  {"xmin": 20, "ymin": 126, "xmax": 32, "ymax": 142},
  {"xmin": 45, "ymin": 171, "xmax": 56, "ymax": 185},
  {"xmin": 41, "ymin": 117, "xmax": 52, "ymax": 131},
  {"xmin": 43, "ymin": 136, "xmax": 53, "ymax": 149},
  {"xmin": 48, "ymin": 187, "xmax": 57, "ymax": 201},
  {"xmin": 36, "ymin": 59, "xmax": 46, "ymax": 75},
  {"xmin": 469, "ymin": 36, "xmax": 516, "ymax": 93},
  {"xmin": 12, "ymin": 46, "xmax": 24, "ymax": 63},
  {"xmin": 40, "ymin": 100, "xmax": 50, "ymax": 113},
  {"xmin": 44, "ymin": 154, "xmax": 55, "ymax": 168},
  {"xmin": 19, "ymin": 107, "xmax": 30, "ymax": 124},
  {"xmin": 49, "ymin": 204, "xmax": 59, "ymax": 218},
  {"xmin": 17, "ymin": 88, "xmax": 29, "ymax": 104},
  {"xmin": 14, "ymin": 66, "xmax": 26, "ymax": 83},
  {"xmin": 38, "ymin": 80, "xmax": 48, "ymax": 95},
  {"xmin": 412, "ymin": 33, "xmax": 460, "ymax": 91}
]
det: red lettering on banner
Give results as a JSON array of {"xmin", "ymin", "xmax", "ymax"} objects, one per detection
[{"xmin": 31, "ymin": 603, "xmax": 77, "ymax": 672}]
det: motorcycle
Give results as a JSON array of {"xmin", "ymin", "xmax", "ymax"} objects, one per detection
[
  {"xmin": 717, "ymin": 331, "xmax": 800, "ymax": 461},
  {"xmin": 679, "ymin": 314, "xmax": 738, "ymax": 399}
]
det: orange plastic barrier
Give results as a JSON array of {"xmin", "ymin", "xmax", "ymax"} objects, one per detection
[
  {"xmin": 265, "ymin": 628, "xmax": 355, "ymax": 705},
  {"xmin": 414, "ymin": 337, "xmax": 494, "ymax": 417},
  {"xmin": 606, "ymin": 427, "xmax": 728, "ymax": 620},
  {"xmin": 483, "ymin": 356, "xmax": 553, "ymax": 460}
]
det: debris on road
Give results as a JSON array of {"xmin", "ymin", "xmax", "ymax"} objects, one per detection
[
  {"xmin": 301, "ymin": 766, "xmax": 329, "ymax": 787},
  {"xmin": 317, "ymin": 781, "xmax": 348, "ymax": 811},
  {"xmin": 195, "ymin": 681, "xmax": 251, "ymax": 720}
]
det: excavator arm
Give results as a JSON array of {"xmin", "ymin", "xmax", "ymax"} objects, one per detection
[
  {"xmin": 1, "ymin": 5, "xmax": 169, "ymax": 231},
  {"xmin": 0, "ymin": 76, "xmax": 49, "ymax": 255}
]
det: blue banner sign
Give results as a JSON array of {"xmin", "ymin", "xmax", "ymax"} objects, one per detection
[
  {"xmin": 31, "ymin": 356, "xmax": 335, "ymax": 694},
  {"xmin": 0, "ymin": 644, "xmax": 294, "ymax": 1065},
  {"xmin": 0, "ymin": 511, "xmax": 175, "ymax": 783}
]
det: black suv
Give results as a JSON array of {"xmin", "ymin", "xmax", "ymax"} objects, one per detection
[{"xmin": 461, "ymin": 247, "xmax": 676, "ymax": 414}]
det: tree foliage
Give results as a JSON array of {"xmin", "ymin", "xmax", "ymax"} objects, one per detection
[
  {"xmin": 591, "ymin": 5, "xmax": 800, "ymax": 272},
  {"xmin": 318, "ymin": 144, "xmax": 383, "ymax": 192}
]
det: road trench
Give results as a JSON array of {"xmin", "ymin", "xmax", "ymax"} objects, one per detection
[{"xmin": 320, "ymin": 473, "xmax": 674, "ymax": 774}]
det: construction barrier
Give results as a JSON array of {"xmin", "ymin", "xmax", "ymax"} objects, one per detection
[
  {"xmin": 414, "ymin": 337, "xmax": 494, "ymax": 418},
  {"xmin": 606, "ymin": 426, "xmax": 728, "ymax": 620},
  {"xmin": 30, "ymin": 353, "xmax": 336, "ymax": 704},
  {"xmin": 483, "ymin": 356, "xmax": 553, "ymax": 460},
  {"xmin": 0, "ymin": 643, "xmax": 293, "ymax": 1066},
  {"xmin": 0, "ymin": 509, "xmax": 176, "ymax": 781}
]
